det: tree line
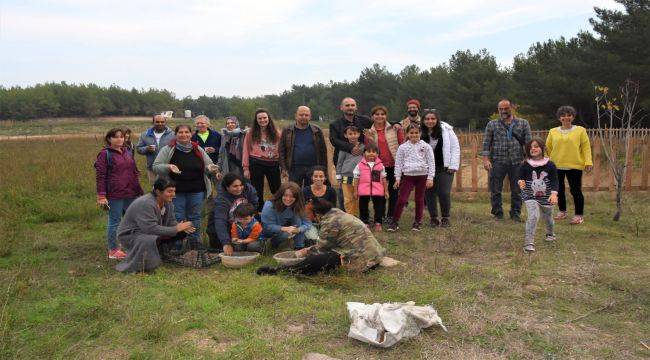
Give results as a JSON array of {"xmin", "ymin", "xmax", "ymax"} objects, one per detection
[{"xmin": 1, "ymin": 0, "xmax": 647, "ymax": 130}]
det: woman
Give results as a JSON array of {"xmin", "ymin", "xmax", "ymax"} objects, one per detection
[
  {"xmin": 208, "ymin": 173, "xmax": 258, "ymax": 255},
  {"xmin": 545, "ymin": 105, "xmax": 593, "ymax": 225},
  {"xmin": 115, "ymin": 179, "xmax": 196, "ymax": 273},
  {"xmin": 218, "ymin": 116, "xmax": 247, "ymax": 176},
  {"xmin": 421, "ymin": 109, "xmax": 460, "ymax": 227},
  {"xmin": 191, "ymin": 115, "xmax": 222, "ymax": 166},
  {"xmin": 302, "ymin": 165, "xmax": 337, "ymax": 221},
  {"xmin": 152, "ymin": 124, "xmax": 218, "ymax": 248},
  {"xmin": 243, "ymin": 109, "xmax": 282, "ymax": 212},
  {"xmin": 261, "ymin": 182, "xmax": 312, "ymax": 250},
  {"xmin": 256, "ymin": 198, "xmax": 386, "ymax": 276},
  {"xmin": 122, "ymin": 127, "xmax": 135, "ymax": 156},
  {"xmin": 95, "ymin": 128, "xmax": 143, "ymax": 260},
  {"xmin": 364, "ymin": 105, "xmax": 405, "ymax": 223}
]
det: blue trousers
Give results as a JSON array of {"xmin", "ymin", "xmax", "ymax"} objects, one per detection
[
  {"xmin": 107, "ymin": 197, "xmax": 136, "ymax": 250},
  {"xmin": 264, "ymin": 229, "xmax": 306, "ymax": 249},
  {"xmin": 173, "ymin": 192, "xmax": 205, "ymax": 245}
]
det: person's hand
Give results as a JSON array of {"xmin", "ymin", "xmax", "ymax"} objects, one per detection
[
  {"xmin": 351, "ymin": 145, "xmax": 362, "ymax": 156},
  {"xmin": 281, "ymin": 170, "xmax": 289, "ymax": 183},
  {"xmin": 353, "ymin": 190, "xmax": 359, "ymax": 199},
  {"xmin": 207, "ymin": 164, "xmax": 219, "ymax": 173},
  {"xmin": 176, "ymin": 221, "xmax": 195, "ymax": 233},
  {"xmin": 394, "ymin": 180, "xmax": 400, "ymax": 189},
  {"xmin": 147, "ymin": 144, "xmax": 156, "ymax": 153},
  {"xmin": 169, "ymin": 164, "xmax": 181, "ymax": 174},
  {"xmin": 216, "ymin": 172, "xmax": 223, "ymax": 181},
  {"xmin": 549, "ymin": 193, "xmax": 558, "ymax": 205},
  {"xmin": 585, "ymin": 165, "xmax": 593, "ymax": 173},
  {"xmin": 384, "ymin": 190, "xmax": 389, "ymax": 199},
  {"xmin": 483, "ymin": 159, "xmax": 492, "ymax": 171},
  {"xmin": 205, "ymin": 146, "xmax": 215, "ymax": 154},
  {"xmin": 243, "ymin": 238, "xmax": 255, "ymax": 244},
  {"xmin": 281, "ymin": 226, "xmax": 296, "ymax": 234},
  {"xmin": 426, "ymin": 179, "xmax": 434, "ymax": 189},
  {"xmin": 295, "ymin": 247, "xmax": 310, "ymax": 258},
  {"xmin": 223, "ymin": 244, "xmax": 234, "ymax": 256},
  {"xmin": 244, "ymin": 169, "xmax": 251, "ymax": 179},
  {"xmin": 447, "ymin": 169, "xmax": 457, "ymax": 174},
  {"xmin": 97, "ymin": 196, "xmax": 109, "ymax": 210},
  {"xmin": 393, "ymin": 123, "xmax": 403, "ymax": 130},
  {"xmin": 231, "ymin": 238, "xmax": 241, "ymax": 244},
  {"xmin": 518, "ymin": 180, "xmax": 526, "ymax": 190}
]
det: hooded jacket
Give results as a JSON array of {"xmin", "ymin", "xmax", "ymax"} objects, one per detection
[
  {"xmin": 212, "ymin": 183, "xmax": 258, "ymax": 246},
  {"xmin": 136, "ymin": 126, "xmax": 176, "ymax": 170}
]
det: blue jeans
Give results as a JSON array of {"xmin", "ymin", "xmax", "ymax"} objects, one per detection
[
  {"xmin": 264, "ymin": 229, "xmax": 306, "ymax": 249},
  {"xmin": 107, "ymin": 198, "xmax": 136, "ymax": 250},
  {"xmin": 173, "ymin": 192, "xmax": 205, "ymax": 245},
  {"xmin": 488, "ymin": 163, "xmax": 522, "ymax": 218}
]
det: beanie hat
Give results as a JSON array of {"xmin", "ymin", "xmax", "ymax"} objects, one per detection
[{"xmin": 406, "ymin": 99, "xmax": 421, "ymax": 108}]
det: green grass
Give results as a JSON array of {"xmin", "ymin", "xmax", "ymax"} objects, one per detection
[{"xmin": 0, "ymin": 138, "xmax": 649, "ymax": 359}]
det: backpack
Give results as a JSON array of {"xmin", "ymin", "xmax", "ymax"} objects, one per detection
[{"xmin": 94, "ymin": 149, "xmax": 113, "ymax": 194}]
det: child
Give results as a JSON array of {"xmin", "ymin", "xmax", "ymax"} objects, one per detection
[
  {"xmin": 353, "ymin": 143, "xmax": 388, "ymax": 231},
  {"xmin": 518, "ymin": 138, "xmax": 559, "ymax": 252},
  {"xmin": 388, "ymin": 124, "xmax": 435, "ymax": 232},
  {"xmin": 230, "ymin": 203, "xmax": 264, "ymax": 253},
  {"xmin": 336, "ymin": 126, "xmax": 364, "ymax": 217}
]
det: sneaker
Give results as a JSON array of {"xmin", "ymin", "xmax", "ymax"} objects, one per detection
[
  {"xmin": 523, "ymin": 244, "xmax": 535, "ymax": 252},
  {"xmin": 430, "ymin": 218, "xmax": 440, "ymax": 227},
  {"xmin": 373, "ymin": 223, "xmax": 383, "ymax": 232},
  {"xmin": 384, "ymin": 216, "xmax": 393, "ymax": 225},
  {"xmin": 411, "ymin": 222, "xmax": 422, "ymax": 231},
  {"xmin": 570, "ymin": 216, "xmax": 584, "ymax": 225},
  {"xmin": 387, "ymin": 222, "xmax": 399, "ymax": 232},
  {"xmin": 494, "ymin": 213, "xmax": 504, "ymax": 220},
  {"xmin": 545, "ymin": 234, "xmax": 556, "ymax": 242},
  {"xmin": 511, "ymin": 215, "xmax": 522, "ymax": 223},
  {"xmin": 440, "ymin": 217, "xmax": 450, "ymax": 228},
  {"xmin": 554, "ymin": 211, "xmax": 568, "ymax": 220},
  {"xmin": 108, "ymin": 248, "xmax": 127, "ymax": 260}
]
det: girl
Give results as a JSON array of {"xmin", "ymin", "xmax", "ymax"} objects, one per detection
[
  {"xmin": 261, "ymin": 182, "xmax": 313, "ymax": 250},
  {"xmin": 353, "ymin": 143, "xmax": 388, "ymax": 231},
  {"xmin": 95, "ymin": 128, "xmax": 144, "ymax": 259},
  {"xmin": 545, "ymin": 105, "xmax": 592, "ymax": 225},
  {"xmin": 388, "ymin": 124, "xmax": 435, "ymax": 232},
  {"xmin": 421, "ymin": 109, "xmax": 460, "ymax": 227},
  {"xmin": 518, "ymin": 138, "xmax": 559, "ymax": 252},
  {"xmin": 243, "ymin": 109, "xmax": 282, "ymax": 212},
  {"xmin": 302, "ymin": 166, "xmax": 337, "ymax": 221}
]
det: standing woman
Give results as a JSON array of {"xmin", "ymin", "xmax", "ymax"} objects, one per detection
[
  {"xmin": 545, "ymin": 105, "xmax": 593, "ymax": 225},
  {"xmin": 152, "ymin": 125, "xmax": 218, "ymax": 248},
  {"xmin": 218, "ymin": 116, "xmax": 247, "ymax": 176},
  {"xmin": 191, "ymin": 115, "xmax": 222, "ymax": 167},
  {"xmin": 95, "ymin": 128, "xmax": 144, "ymax": 259},
  {"xmin": 421, "ymin": 109, "xmax": 461, "ymax": 227},
  {"xmin": 364, "ymin": 105, "xmax": 405, "ymax": 223},
  {"xmin": 243, "ymin": 108, "xmax": 282, "ymax": 212}
]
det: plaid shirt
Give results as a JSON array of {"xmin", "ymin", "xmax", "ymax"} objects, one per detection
[{"xmin": 481, "ymin": 118, "xmax": 532, "ymax": 165}]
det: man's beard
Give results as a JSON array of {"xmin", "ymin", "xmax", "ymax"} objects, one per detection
[{"xmin": 408, "ymin": 110, "xmax": 418, "ymax": 117}]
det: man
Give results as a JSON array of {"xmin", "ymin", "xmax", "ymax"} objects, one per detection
[
  {"xmin": 482, "ymin": 99, "xmax": 532, "ymax": 221},
  {"xmin": 329, "ymin": 98, "xmax": 373, "ymax": 210},
  {"xmin": 136, "ymin": 114, "xmax": 176, "ymax": 184},
  {"xmin": 401, "ymin": 99, "xmax": 421, "ymax": 127},
  {"xmin": 278, "ymin": 106, "xmax": 328, "ymax": 186}
]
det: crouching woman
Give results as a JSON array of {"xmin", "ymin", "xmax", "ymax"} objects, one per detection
[
  {"xmin": 257, "ymin": 198, "xmax": 386, "ymax": 275},
  {"xmin": 115, "ymin": 179, "xmax": 196, "ymax": 273},
  {"xmin": 261, "ymin": 182, "xmax": 312, "ymax": 250}
]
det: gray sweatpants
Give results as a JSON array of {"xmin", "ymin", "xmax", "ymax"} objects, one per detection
[{"xmin": 524, "ymin": 200, "xmax": 554, "ymax": 246}]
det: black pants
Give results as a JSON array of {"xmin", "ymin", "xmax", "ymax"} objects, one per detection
[
  {"xmin": 359, "ymin": 195, "xmax": 386, "ymax": 224},
  {"xmin": 289, "ymin": 165, "xmax": 313, "ymax": 187},
  {"xmin": 425, "ymin": 170, "xmax": 454, "ymax": 218},
  {"xmin": 557, "ymin": 169, "xmax": 584, "ymax": 215},
  {"xmin": 489, "ymin": 162, "xmax": 522, "ymax": 218},
  {"xmin": 385, "ymin": 167, "xmax": 398, "ymax": 218},
  {"xmin": 250, "ymin": 158, "xmax": 281, "ymax": 212}
]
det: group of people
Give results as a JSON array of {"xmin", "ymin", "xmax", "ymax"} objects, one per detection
[{"xmin": 94, "ymin": 97, "xmax": 593, "ymax": 274}]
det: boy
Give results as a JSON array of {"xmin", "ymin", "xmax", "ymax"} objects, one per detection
[
  {"xmin": 336, "ymin": 126, "xmax": 364, "ymax": 217},
  {"xmin": 230, "ymin": 203, "xmax": 264, "ymax": 253}
]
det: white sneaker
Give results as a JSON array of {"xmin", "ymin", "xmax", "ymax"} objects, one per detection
[
  {"xmin": 523, "ymin": 244, "xmax": 535, "ymax": 252},
  {"xmin": 545, "ymin": 234, "xmax": 556, "ymax": 242}
]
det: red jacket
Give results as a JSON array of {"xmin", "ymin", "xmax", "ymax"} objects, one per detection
[{"xmin": 95, "ymin": 147, "xmax": 143, "ymax": 199}]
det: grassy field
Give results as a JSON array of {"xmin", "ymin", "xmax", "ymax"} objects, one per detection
[{"xmin": 0, "ymin": 137, "xmax": 649, "ymax": 359}]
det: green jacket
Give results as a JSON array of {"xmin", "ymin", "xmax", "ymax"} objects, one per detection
[
  {"xmin": 310, "ymin": 208, "xmax": 385, "ymax": 271},
  {"xmin": 152, "ymin": 143, "xmax": 215, "ymax": 198}
]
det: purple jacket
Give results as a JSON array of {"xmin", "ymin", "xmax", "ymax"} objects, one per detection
[{"xmin": 95, "ymin": 147, "xmax": 144, "ymax": 199}]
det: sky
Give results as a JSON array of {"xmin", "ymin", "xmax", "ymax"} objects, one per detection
[{"xmin": 0, "ymin": 0, "xmax": 621, "ymax": 98}]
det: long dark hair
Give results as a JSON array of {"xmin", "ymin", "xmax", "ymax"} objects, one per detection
[
  {"xmin": 421, "ymin": 109, "xmax": 442, "ymax": 143},
  {"xmin": 250, "ymin": 108, "xmax": 278, "ymax": 143},
  {"xmin": 270, "ymin": 182, "xmax": 305, "ymax": 216}
]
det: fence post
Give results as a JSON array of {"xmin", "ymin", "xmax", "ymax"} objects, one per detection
[
  {"xmin": 642, "ymin": 138, "xmax": 649, "ymax": 191},
  {"xmin": 593, "ymin": 139, "xmax": 601, "ymax": 191},
  {"xmin": 624, "ymin": 138, "xmax": 634, "ymax": 191},
  {"xmin": 471, "ymin": 139, "xmax": 478, "ymax": 192},
  {"xmin": 456, "ymin": 151, "xmax": 463, "ymax": 192}
]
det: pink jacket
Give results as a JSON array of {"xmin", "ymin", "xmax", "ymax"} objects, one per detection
[{"xmin": 356, "ymin": 158, "xmax": 385, "ymax": 196}]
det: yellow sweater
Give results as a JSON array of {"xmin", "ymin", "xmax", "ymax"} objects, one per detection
[{"xmin": 545, "ymin": 126, "xmax": 593, "ymax": 170}]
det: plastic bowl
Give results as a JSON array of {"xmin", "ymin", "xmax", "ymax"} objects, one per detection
[
  {"xmin": 273, "ymin": 251, "xmax": 305, "ymax": 266},
  {"xmin": 219, "ymin": 251, "xmax": 260, "ymax": 268}
]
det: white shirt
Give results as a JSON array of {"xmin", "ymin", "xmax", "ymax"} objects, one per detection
[{"xmin": 154, "ymin": 131, "xmax": 164, "ymax": 145}]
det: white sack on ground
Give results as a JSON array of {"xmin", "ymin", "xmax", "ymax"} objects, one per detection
[{"xmin": 346, "ymin": 301, "xmax": 447, "ymax": 348}]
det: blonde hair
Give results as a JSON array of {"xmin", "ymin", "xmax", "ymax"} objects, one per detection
[{"xmin": 193, "ymin": 115, "xmax": 210, "ymax": 126}]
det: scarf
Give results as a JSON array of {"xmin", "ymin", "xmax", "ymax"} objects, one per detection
[
  {"xmin": 175, "ymin": 141, "xmax": 193, "ymax": 153},
  {"xmin": 527, "ymin": 157, "xmax": 549, "ymax": 167},
  {"xmin": 222, "ymin": 128, "xmax": 244, "ymax": 161}
]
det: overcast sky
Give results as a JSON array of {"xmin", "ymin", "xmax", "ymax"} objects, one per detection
[{"xmin": 0, "ymin": 0, "xmax": 620, "ymax": 98}]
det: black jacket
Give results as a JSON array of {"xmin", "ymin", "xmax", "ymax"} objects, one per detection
[{"xmin": 329, "ymin": 114, "xmax": 372, "ymax": 165}]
